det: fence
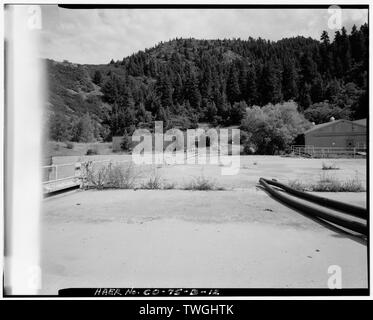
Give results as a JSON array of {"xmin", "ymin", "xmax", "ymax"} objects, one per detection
[
  {"xmin": 291, "ymin": 145, "xmax": 367, "ymax": 158},
  {"xmin": 42, "ymin": 158, "xmax": 140, "ymax": 193},
  {"xmin": 42, "ymin": 162, "xmax": 81, "ymax": 184},
  {"xmin": 42, "ymin": 162, "xmax": 82, "ymax": 194}
]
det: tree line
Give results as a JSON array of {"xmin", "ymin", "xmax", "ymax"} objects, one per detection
[{"xmin": 49, "ymin": 24, "xmax": 368, "ymax": 150}]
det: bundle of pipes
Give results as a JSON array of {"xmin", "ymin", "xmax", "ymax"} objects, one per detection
[{"xmin": 259, "ymin": 178, "xmax": 367, "ymax": 236}]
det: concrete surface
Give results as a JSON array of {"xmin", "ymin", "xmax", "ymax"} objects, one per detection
[{"xmin": 41, "ymin": 187, "xmax": 367, "ymax": 294}]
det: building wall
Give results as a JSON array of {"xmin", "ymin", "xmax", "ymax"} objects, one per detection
[{"xmin": 305, "ymin": 121, "xmax": 366, "ymax": 148}]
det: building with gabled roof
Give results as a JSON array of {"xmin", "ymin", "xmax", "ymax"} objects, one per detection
[{"xmin": 304, "ymin": 118, "xmax": 366, "ymax": 148}]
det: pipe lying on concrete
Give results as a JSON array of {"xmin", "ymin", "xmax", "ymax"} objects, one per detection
[
  {"xmin": 260, "ymin": 178, "xmax": 367, "ymax": 220},
  {"xmin": 259, "ymin": 178, "xmax": 367, "ymax": 236}
]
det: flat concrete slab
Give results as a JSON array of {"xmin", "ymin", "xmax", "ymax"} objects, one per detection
[
  {"xmin": 43, "ymin": 178, "xmax": 80, "ymax": 194},
  {"xmin": 41, "ymin": 188, "xmax": 367, "ymax": 294}
]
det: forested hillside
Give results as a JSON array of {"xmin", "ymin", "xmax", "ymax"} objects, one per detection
[{"xmin": 47, "ymin": 24, "xmax": 368, "ymax": 147}]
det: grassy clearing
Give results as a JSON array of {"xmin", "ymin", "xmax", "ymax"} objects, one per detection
[
  {"xmin": 288, "ymin": 173, "xmax": 365, "ymax": 192},
  {"xmin": 45, "ymin": 141, "xmax": 118, "ymax": 158}
]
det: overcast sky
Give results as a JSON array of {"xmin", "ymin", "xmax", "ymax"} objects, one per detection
[{"xmin": 40, "ymin": 6, "xmax": 368, "ymax": 64}]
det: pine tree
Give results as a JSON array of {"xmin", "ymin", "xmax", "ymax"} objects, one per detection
[
  {"xmin": 156, "ymin": 106, "xmax": 170, "ymax": 128},
  {"xmin": 199, "ymin": 52, "xmax": 214, "ymax": 98},
  {"xmin": 137, "ymin": 102, "xmax": 152, "ymax": 125},
  {"xmin": 282, "ymin": 58, "xmax": 298, "ymax": 101},
  {"xmin": 238, "ymin": 62, "xmax": 248, "ymax": 101},
  {"xmin": 325, "ymin": 78, "xmax": 341, "ymax": 103},
  {"xmin": 92, "ymin": 70, "xmax": 103, "ymax": 85},
  {"xmin": 298, "ymin": 83, "xmax": 312, "ymax": 110},
  {"xmin": 184, "ymin": 65, "xmax": 201, "ymax": 110},
  {"xmin": 350, "ymin": 24, "xmax": 366, "ymax": 63},
  {"xmin": 157, "ymin": 73, "xmax": 173, "ymax": 109},
  {"xmin": 230, "ymin": 101, "xmax": 248, "ymax": 125},
  {"xmin": 246, "ymin": 66, "xmax": 258, "ymax": 106},
  {"xmin": 300, "ymin": 52, "xmax": 317, "ymax": 84},
  {"xmin": 320, "ymin": 31, "xmax": 333, "ymax": 77},
  {"xmin": 120, "ymin": 87, "xmax": 135, "ymax": 110},
  {"xmin": 116, "ymin": 107, "xmax": 136, "ymax": 135},
  {"xmin": 173, "ymin": 73, "xmax": 183, "ymax": 104},
  {"xmin": 311, "ymin": 74, "xmax": 324, "ymax": 103},
  {"xmin": 340, "ymin": 27, "xmax": 352, "ymax": 74},
  {"xmin": 213, "ymin": 86, "xmax": 225, "ymax": 117},
  {"xmin": 102, "ymin": 77, "xmax": 118, "ymax": 104},
  {"xmin": 227, "ymin": 64, "xmax": 241, "ymax": 104},
  {"xmin": 205, "ymin": 100, "xmax": 218, "ymax": 123},
  {"xmin": 320, "ymin": 30, "xmax": 330, "ymax": 45},
  {"xmin": 259, "ymin": 60, "xmax": 282, "ymax": 104}
]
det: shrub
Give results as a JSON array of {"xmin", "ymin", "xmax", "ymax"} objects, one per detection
[
  {"xmin": 183, "ymin": 176, "xmax": 224, "ymax": 191},
  {"xmin": 322, "ymin": 162, "xmax": 340, "ymax": 170},
  {"xmin": 106, "ymin": 163, "xmax": 138, "ymax": 189},
  {"xmin": 288, "ymin": 174, "xmax": 365, "ymax": 192},
  {"xmin": 288, "ymin": 180, "xmax": 308, "ymax": 191},
  {"xmin": 66, "ymin": 142, "xmax": 74, "ymax": 149},
  {"xmin": 80, "ymin": 161, "xmax": 139, "ymax": 189},
  {"xmin": 49, "ymin": 113, "xmax": 72, "ymax": 142},
  {"xmin": 242, "ymin": 143, "xmax": 256, "ymax": 155},
  {"xmin": 86, "ymin": 148, "xmax": 98, "ymax": 155},
  {"xmin": 240, "ymin": 101, "xmax": 311, "ymax": 154},
  {"xmin": 141, "ymin": 174, "xmax": 162, "ymax": 189},
  {"xmin": 120, "ymin": 131, "xmax": 132, "ymax": 152},
  {"xmin": 94, "ymin": 166, "xmax": 109, "ymax": 189},
  {"xmin": 72, "ymin": 113, "xmax": 95, "ymax": 143},
  {"xmin": 340, "ymin": 177, "xmax": 365, "ymax": 192},
  {"xmin": 313, "ymin": 174, "xmax": 364, "ymax": 192},
  {"xmin": 80, "ymin": 161, "xmax": 108, "ymax": 189},
  {"xmin": 163, "ymin": 181, "xmax": 176, "ymax": 190},
  {"xmin": 304, "ymin": 101, "xmax": 352, "ymax": 124}
]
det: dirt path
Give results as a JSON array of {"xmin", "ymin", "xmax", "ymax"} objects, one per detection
[{"xmin": 40, "ymin": 189, "xmax": 367, "ymax": 294}]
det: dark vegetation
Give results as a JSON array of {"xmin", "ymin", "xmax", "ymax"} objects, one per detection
[{"xmin": 47, "ymin": 25, "xmax": 368, "ymax": 154}]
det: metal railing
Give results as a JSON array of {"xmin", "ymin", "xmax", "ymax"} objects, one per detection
[
  {"xmin": 42, "ymin": 159, "xmax": 134, "ymax": 185},
  {"xmin": 42, "ymin": 162, "xmax": 81, "ymax": 184},
  {"xmin": 291, "ymin": 145, "xmax": 367, "ymax": 158}
]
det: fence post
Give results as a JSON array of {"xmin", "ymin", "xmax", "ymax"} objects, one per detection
[{"xmin": 75, "ymin": 163, "xmax": 81, "ymax": 177}]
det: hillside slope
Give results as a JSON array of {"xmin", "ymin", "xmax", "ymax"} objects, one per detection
[{"xmin": 46, "ymin": 24, "xmax": 368, "ymax": 143}]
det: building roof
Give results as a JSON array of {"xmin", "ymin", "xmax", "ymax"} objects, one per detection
[
  {"xmin": 353, "ymin": 119, "xmax": 367, "ymax": 126},
  {"xmin": 304, "ymin": 119, "xmax": 366, "ymax": 135},
  {"xmin": 304, "ymin": 119, "xmax": 344, "ymax": 134}
]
